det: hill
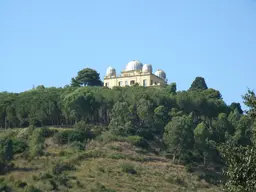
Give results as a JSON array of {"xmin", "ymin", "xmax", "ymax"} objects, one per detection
[{"xmin": 0, "ymin": 127, "xmax": 222, "ymax": 192}]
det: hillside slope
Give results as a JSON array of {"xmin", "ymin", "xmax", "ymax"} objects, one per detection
[{"xmin": 0, "ymin": 128, "xmax": 222, "ymax": 192}]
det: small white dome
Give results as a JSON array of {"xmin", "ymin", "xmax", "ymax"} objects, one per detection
[
  {"xmin": 125, "ymin": 60, "xmax": 143, "ymax": 71},
  {"xmin": 106, "ymin": 66, "xmax": 116, "ymax": 76},
  {"xmin": 142, "ymin": 64, "xmax": 152, "ymax": 73},
  {"xmin": 155, "ymin": 69, "xmax": 166, "ymax": 79}
]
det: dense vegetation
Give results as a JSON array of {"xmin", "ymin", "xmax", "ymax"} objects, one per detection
[{"xmin": 0, "ymin": 67, "xmax": 255, "ymax": 191}]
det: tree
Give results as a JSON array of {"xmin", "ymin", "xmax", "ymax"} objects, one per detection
[
  {"xmin": 189, "ymin": 76, "xmax": 208, "ymax": 91},
  {"xmin": 166, "ymin": 82, "xmax": 177, "ymax": 95},
  {"xmin": 243, "ymin": 89, "xmax": 256, "ymax": 118},
  {"xmin": 163, "ymin": 115, "xmax": 194, "ymax": 162},
  {"xmin": 71, "ymin": 77, "xmax": 81, "ymax": 87},
  {"xmin": 194, "ymin": 122, "xmax": 210, "ymax": 166},
  {"xmin": 3, "ymin": 139, "xmax": 13, "ymax": 161},
  {"xmin": 219, "ymin": 89, "xmax": 256, "ymax": 191},
  {"xmin": 29, "ymin": 128, "xmax": 45, "ymax": 158},
  {"xmin": 73, "ymin": 68, "xmax": 103, "ymax": 87},
  {"xmin": 108, "ymin": 101, "xmax": 134, "ymax": 136},
  {"xmin": 230, "ymin": 102, "xmax": 243, "ymax": 114},
  {"xmin": 219, "ymin": 142, "xmax": 256, "ymax": 192}
]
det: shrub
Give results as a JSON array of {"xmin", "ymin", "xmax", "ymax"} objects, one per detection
[
  {"xmin": 185, "ymin": 163, "xmax": 194, "ymax": 173},
  {"xmin": 126, "ymin": 136, "xmax": 148, "ymax": 148},
  {"xmin": 40, "ymin": 127, "xmax": 54, "ymax": 138},
  {"xmin": 52, "ymin": 162, "xmax": 75, "ymax": 175},
  {"xmin": 29, "ymin": 129, "xmax": 45, "ymax": 158},
  {"xmin": 70, "ymin": 141, "xmax": 85, "ymax": 151},
  {"xmin": 12, "ymin": 140, "xmax": 28, "ymax": 154},
  {"xmin": 39, "ymin": 172, "xmax": 53, "ymax": 179},
  {"xmin": 74, "ymin": 121, "xmax": 95, "ymax": 138},
  {"xmin": 68, "ymin": 130, "xmax": 87, "ymax": 143},
  {"xmin": 53, "ymin": 130, "xmax": 88, "ymax": 145},
  {"xmin": 0, "ymin": 183, "xmax": 12, "ymax": 192},
  {"xmin": 53, "ymin": 131, "xmax": 69, "ymax": 144},
  {"xmin": 120, "ymin": 163, "xmax": 137, "ymax": 174},
  {"xmin": 15, "ymin": 180, "xmax": 27, "ymax": 188},
  {"xmin": 24, "ymin": 185, "xmax": 42, "ymax": 192},
  {"xmin": 49, "ymin": 179, "xmax": 58, "ymax": 190}
]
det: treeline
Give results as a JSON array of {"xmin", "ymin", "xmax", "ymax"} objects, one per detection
[{"xmin": 0, "ymin": 75, "xmax": 250, "ymax": 161}]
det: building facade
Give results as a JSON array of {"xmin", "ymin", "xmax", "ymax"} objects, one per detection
[{"xmin": 104, "ymin": 60, "xmax": 167, "ymax": 88}]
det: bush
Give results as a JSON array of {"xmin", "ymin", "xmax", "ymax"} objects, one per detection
[
  {"xmin": 70, "ymin": 141, "xmax": 85, "ymax": 151},
  {"xmin": 13, "ymin": 140, "xmax": 28, "ymax": 154},
  {"xmin": 185, "ymin": 163, "xmax": 194, "ymax": 173},
  {"xmin": 29, "ymin": 129, "xmax": 45, "ymax": 158},
  {"xmin": 15, "ymin": 180, "xmax": 27, "ymax": 188},
  {"xmin": 68, "ymin": 130, "xmax": 87, "ymax": 143},
  {"xmin": 0, "ymin": 183, "xmax": 12, "ymax": 192},
  {"xmin": 24, "ymin": 185, "xmax": 42, "ymax": 192},
  {"xmin": 126, "ymin": 136, "xmax": 148, "ymax": 148},
  {"xmin": 53, "ymin": 130, "xmax": 88, "ymax": 145},
  {"xmin": 39, "ymin": 172, "xmax": 53, "ymax": 180},
  {"xmin": 120, "ymin": 163, "xmax": 137, "ymax": 174},
  {"xmin": 73, "ymin": 121, "xmax": 95, "ymax": 138},
  {"xmin": 53, "ymin": 131, "xmax": 70, "ymax": 144},
  {"xmin": 40, "ymin": 127, "xmax": 54, "ymax": 138},
  {"xmin": 52, "ymin": 162, "xmax": 75, "ymax": 175}
]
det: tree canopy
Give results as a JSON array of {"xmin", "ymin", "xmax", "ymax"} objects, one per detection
[{"xmin": 71, "ymin": 68, "xmax": 103, "ymax": 87}]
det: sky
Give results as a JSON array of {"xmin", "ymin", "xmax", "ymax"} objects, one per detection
[{"xmin": 0, "ymin": 0, "xmax": 255, "ymax": 109}]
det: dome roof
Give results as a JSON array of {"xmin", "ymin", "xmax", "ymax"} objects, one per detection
[
  {"xmin": 106, "ymin": 66, "xmax": 116, "ymax": 76},
  {"xmin": 125, "ymin": 60, "xmax": 143, "ymax": 71},
  {"xmin": 142, "ymin": 64, "xmax": 152, "ymax": 73},
  {"xmin": 155, "ymin": 69, "xmax": 166, "ymax": 79}
]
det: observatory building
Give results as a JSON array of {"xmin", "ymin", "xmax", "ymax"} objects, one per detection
[{"xmin": 104, "ymin": 60, "xmax": 167, "ymax": 88}]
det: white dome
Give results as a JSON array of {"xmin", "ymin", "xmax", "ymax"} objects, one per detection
[
  {"xmin": 155, "ymin": 69, "xmax": 166, "ymax": 79},
  {"xmin": 125, "ymin": 60, "xmax": 143, "ymax": 71},
  {"xmin": 106, "ymin": 66, "xmax": 116, "ymax": 76},
  {"xmin": 142, "ymin": 64, "xmax": 152, "ymax": 73}
]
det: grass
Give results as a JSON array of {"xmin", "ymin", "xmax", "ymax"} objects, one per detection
[{"xmin": 0, "ymin": 128, "xmax": 222, "ymax": 192}]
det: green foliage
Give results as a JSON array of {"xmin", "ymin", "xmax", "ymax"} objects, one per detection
[
  {"xmin": 53, "ymin": 129, "xmax": 89, "ymax": 145},
  {"xmin": 120, "ymin": 163, "xmax": 137, "ymax": 174},
  {"xmin": 189, "ymin": 76, "xmax": 208, "ymax": 91},
  {"xmin": 70, "ymin": 141, "xmax": 85, "ymax": 151},
  {"xmin": 126, "ymin": 136, "xmax": 148, "ymax": 148},
  {"xmin": 166, "ymin": 82, "xmax": 177, "ymax": 95},
  {"xmin": 24, "ymin": 185, "xmax": 42, "ymax": 192},
  {"xmin": 52, "ymin": 162, "xmax": 75, "ymax": 175},
  {"xmin": 219, "ymin": 143, "xmax": 256, "ymax": 192},
  {"xmin": 12, "ymin": 139, "xmax": 28, "ymax": 154},
  {"xmin": 164, "ymin": 115, "xmax": 194, "ymax": 162},
  {"xmin": 3, "ymin": 139, "xmax": 13, "ymax": 161},
  {"xmin": 72, "ymin": 68, "xmax": 103, "ymax": 86},
  {"xmin": 29, "ymin": 128, "xmax": 45, "ymax": 158}
]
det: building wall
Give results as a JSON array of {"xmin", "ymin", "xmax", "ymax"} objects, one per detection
[{"xmin": 104, "ymin": 72, "xmax": 166, "ymax": 88}]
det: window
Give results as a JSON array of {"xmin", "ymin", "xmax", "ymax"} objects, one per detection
[
  {"xmin": 118, "ymin": 81, "xmax": 122, "ymax": 86},
  {"xmin": 105, "ymin": 83, "xmax": 108, "ymax": 87},
  {"xmin": 130, "ymin": 80, "xmax": 135, "ymax": 85},
  {"xmin": 143, "ymin": 79, "xmax": 147, "ymax": 87}
]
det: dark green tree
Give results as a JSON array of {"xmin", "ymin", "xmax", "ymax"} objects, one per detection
[
  {"xmin": 163, "ymin": 115, "xmax": 194, "ymax": 162},
  {"xmin": 166, "ymin": 82, "xmax": 177, "ymax": 95},
  {"xmin": 3, "ymin": 139, "xmax": 13, "ymax": 161},
  {"xmin": 73, "ymin": 68, "xmax": 103, "ymax": 86},
  {"xmin": 230, "ymin": 102, "xmax": 243, "ymax": 114},
  {"xmin": 71, "ymin": 77, "xmax": 81, "ymax": 87},
  {"xmin": 189, "ymin": 76, "xmax": 208, "ymax": 91}
]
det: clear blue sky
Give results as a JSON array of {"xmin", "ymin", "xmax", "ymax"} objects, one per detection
[{"xmin": 1, "ymin": 0, "xmax": 255, "ymax": 109}]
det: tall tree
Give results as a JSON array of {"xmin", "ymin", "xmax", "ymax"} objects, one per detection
[
  {"xmin": 73, "ymin": 68, "xmax": 103, "ymax": 87},
  {"xmin": 163, "ymin": 115, "xmax": 194, "ymax": 162},
  {"xmin": 189, "ymin": 76, "xmax": 208, "ymax": 91},
  {"xmin": 229, "ymin": 102, "xmax": 243, "ymax": 114}
]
